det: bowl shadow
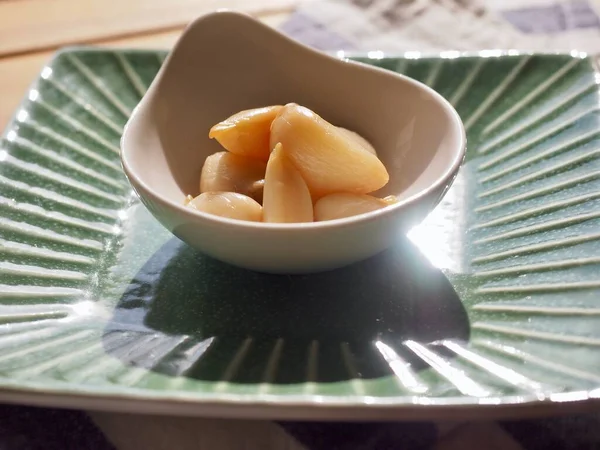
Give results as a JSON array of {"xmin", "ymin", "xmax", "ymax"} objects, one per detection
[{"xmin": 102, "ymin": 237, "xmax": 469, "ymax": 385}]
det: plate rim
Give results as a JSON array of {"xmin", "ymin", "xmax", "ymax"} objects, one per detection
[{"xmin": 0, "ymin": 375, "xmax": 598, "ymax": 421}]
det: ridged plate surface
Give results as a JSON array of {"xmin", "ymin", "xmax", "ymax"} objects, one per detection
[{"xmin": 0, "ymin": 48, "xmax": 599, "ymax": 419}]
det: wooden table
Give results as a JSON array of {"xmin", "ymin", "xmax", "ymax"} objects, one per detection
[{"xmin": 0, "ymin": 0, "xmax": 297, "ymax": 133}]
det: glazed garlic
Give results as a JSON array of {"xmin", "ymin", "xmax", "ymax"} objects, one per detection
[
  {"xmin": 209, "ymin": 105, "xmax": 282, "ymax": 162},
  {"xmin": 270, "ymin": 103, "xmax": 389, "ymax": 199},
  {"xmin": 187, "ymin": 192, "xmax": 263, "ymax": 222},
  {"xmin": 314, "ymin": 193, "xmax": 389, "ymax": 221},
  {"xmin": 200, "ymin": 151, "xmax": 266, "ymax": 202},
  {"xmin": 262, "ymin": 143, "xmax": 313, "ymax": 223}
]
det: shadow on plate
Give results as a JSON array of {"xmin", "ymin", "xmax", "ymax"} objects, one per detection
[{"xmin": 103, "ymin": 237, "xmax": 469, "ymax": 385}]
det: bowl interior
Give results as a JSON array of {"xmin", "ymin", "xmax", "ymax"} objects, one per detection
[{"xmin": 122, "ymin": 12, "xmax": 464, "ymax": 210}]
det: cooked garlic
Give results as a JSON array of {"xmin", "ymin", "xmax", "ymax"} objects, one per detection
[
  {"xmin": 209, "ymin": 105, "xmax": 283, "ymax": 161},
  {"xmin": 263, "ymin": 143, "xmax": 313, "ymax": 223},
  {"xmin": 200, "ymin": 151, "xmax": 266, "ymax": 202},
  {"xmin": 187, "ymin": 192, "xmax": 262, "ymax": 222},
  {"xmin": 337, "ymin": 127, "xmax": 377, "ymax": 155},
  {"xmin": 270, "ymin": 103, "xmax": 389, "ymax": 199},
  {"xmin": 314, "ymin": 193, "xmax": 387, "ymax": 221}
]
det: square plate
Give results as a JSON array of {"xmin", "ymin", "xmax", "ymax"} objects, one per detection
[{"xmin": 0, "ymin": 48, "xmax": 599, "ymax": 420}]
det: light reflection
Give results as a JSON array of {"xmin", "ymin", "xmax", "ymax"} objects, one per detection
[
  {"xmin": 16, "ymin": 110, "xmax": 28, "ymax": 123},
  {"xmin": 367, "ymin": 50, "xmax": 385, "ymax": 59},
  {"xmin": 407, "ymin": 225, "xmax": 454, "ymax": 270},
  {"xmin": 440, "ymin": 51, "xmax": 461, "ymax": 59},
  {"xmin": 406, "ymin": 170, "xmax": 466, "ymax": 273},
  {"xmin": 416, "ymin": 397, "xmax": 434, "ymax": 405},
  {"xmin": 174, "ymin": 337, "xmax": 215, "ymax": 374},
  {"xmin": 479, "ymin": 50, "xmax": 503, "ymax": 58},
  {"xmin": 71, "ymin": 300, "xmax": 97, "ymax": 317},
  {"xmin": 571, "ymin": 50, "xmax": 587, "ymax": 59},
  {"xmin": 362, "ymin": 396, "xmax": 377, "ymax": 404},
  {"xmin": 41, "ymin": 66, "xmax": 53, "ymax": 79},
  {"xmin": 477, "ymin": 396, "xmax": 503, "ymax": 405},
  {"xmin": 336, "ymin": 50, "xmax": 345, "ymax": 59},
  {"xmin": 550, "ymin": 391, "xmax": 589, "ymax": 402},
  {"xmin": 405, "ymin": 340, "xmax": 490, "ymax": 397},
  {"xmin": 404, "ymin": 51, "xmax": 421, "ymax": 59},
  {"xmin": 443, "ymin": 340, "xmax": 545, "ymax": 393},
  {"xmin": 375, "ymin": 341, "xmax": 428, "ymax": 394},
  {"xmin": 6, "ymin": 130, "xmax": 16, "ymax": 142},
  {"xmin": 0, "ymin": 150, "xmax": 7, "ymax": 162},
  {"xmin": 28, "ymin": 89, "xmax": 39, "ymax": 102}
]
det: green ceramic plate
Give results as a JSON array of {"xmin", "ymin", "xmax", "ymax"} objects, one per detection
[{"xmin": 0, "ymin": 48, "xmax": 599, "ymax": 420}]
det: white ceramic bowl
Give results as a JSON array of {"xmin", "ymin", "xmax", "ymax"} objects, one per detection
[{"xmin": 120, "ymin": 10, "xmax": 466, "ymax": 274}]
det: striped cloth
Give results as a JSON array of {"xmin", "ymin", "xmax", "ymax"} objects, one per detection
[{"xmin": 282, "ymin": 0, "xmax": 600, "ymax": 53}]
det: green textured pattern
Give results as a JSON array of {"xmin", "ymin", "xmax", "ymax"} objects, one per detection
[{"xmin": 0, "ymin": 49, "xmax": 599, "ymax": 409}]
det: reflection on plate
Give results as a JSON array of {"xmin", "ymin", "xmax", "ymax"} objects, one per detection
[{"xmin": 0, "ymin": 48, "xmax": 598, "ymax": 419}]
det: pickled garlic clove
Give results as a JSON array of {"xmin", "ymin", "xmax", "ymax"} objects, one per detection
[
  {"xmin": 314, "ymin": 193, "xmax": 388, "ymax": 221},
  {"xmin": 209, "ymin": 105, "xmax": 283, "ymax": 161},
  {"xmin": 187, "ymin": 192, "xmax": 262, "ymax": 222},
  {"xmin": 270, "ymin": 104, "xmax": 389, "ymax": 199},
  {"xmin": 337, "ymin": 127, "xmax": 377, "ymax": 155},
  {"xmin": 183, "ymin": 194, "xmax": 194, "ymax": 206},
  {"xmin": 263, "ymin": 143, "xmax": 313, "ymax": 223},
  {"xmin": 200, "ymin": 151, "xmax": 266, "ymax": 202}
]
